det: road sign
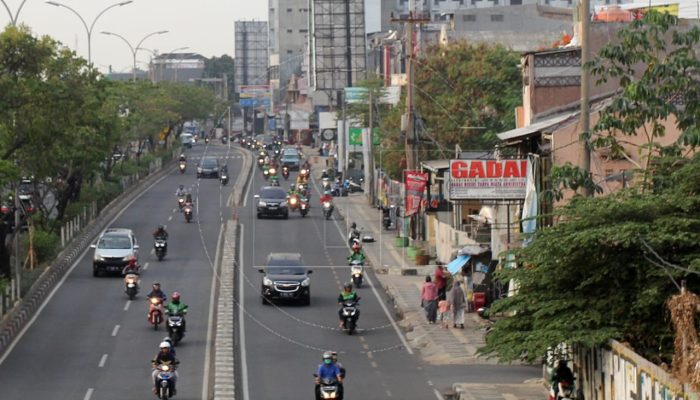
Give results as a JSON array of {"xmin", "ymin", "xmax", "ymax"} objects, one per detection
[
  {"xmin": 344, "ymin": 87, "xmax": 369, "ymax": 104},
  {"xmin": 348, "ymin": 127, "xmax": 380, "ymax": 146}
]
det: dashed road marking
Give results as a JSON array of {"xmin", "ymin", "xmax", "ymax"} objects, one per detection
[
  {"xmin": 124, "ymin": 300, "xmax": 131, "ymax": 311},
  {"xmin": 83, "ymin": 388, "xmax": 94, "ymax": 400},
  {"xmin": 143, "ymin": 262, "xmax": 149, "ymax": 270},
  {"xmin": 111, "ymin": 325, "xmax": 120, "ymax": 337},
  {"xmin": 168, "ymin": 215, "xmax": 173, "ymax": 221},
  {"xmin": 98, "ymin": 354, "xmax": 108, "ymax": 367},
  {"xmin": 371, "ymin": 361, "xmax": 378, "ymax": 368}
]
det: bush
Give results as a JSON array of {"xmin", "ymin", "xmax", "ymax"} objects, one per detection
[{"xmin": 23, "ymin": 229, "xmax": 60, "ymax": 264}]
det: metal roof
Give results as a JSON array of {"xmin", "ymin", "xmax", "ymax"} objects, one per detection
[
  {"xmin": 497, "ymin": 113, "xmax": 574, "ymax": 143},
  {"xmin": 421, "ymin": 159, "xmax": 450, "ymax": 172}
]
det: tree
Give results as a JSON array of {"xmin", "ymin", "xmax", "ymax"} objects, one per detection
[
  {"xmin": 203, "ymin": 54, "xmax": 235, "ymax": 102},
  {"xmin": 480, "ymin": 154, "xmax": 700, "ymax": 365},
  {"xmin": 588, "ymin": 11, "xmax": 700, "ymax": 189}
]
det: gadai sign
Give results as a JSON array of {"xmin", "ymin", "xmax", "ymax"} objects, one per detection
[{"xmin": 448, "ymin": 159, "xmax": 528, "ymax": 200}]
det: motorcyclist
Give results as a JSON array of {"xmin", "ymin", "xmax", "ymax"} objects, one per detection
[
  {"xmin": 151, "ymin": 341, "xmax": 179, "ymax": 395},
  {"xmin": 153, "ymin": 225, "xmax": 168, "ymax": 240},
  {"xmin": 347, "ymin": 241, "xmax": 366, "ymax": 264},
  {"xmin": 288, "ymin": 183, "xmax": 298, "ymax": 197},
  {"xmin": 320, "ymin": 190, "xmax": 333, "ymax": 206},
  {"xmin": 184, "ymin": 193, "xmax": 194, "ymax": 207},
  {"xmin": 166, "ymin": 292, "xmax": 188, "ymax": 334},
  {"xmin": 550, "ymin": 359, "xmax": 575, "ymax": 398},
  {"xmin": 331, "ymin": 351, "xmax": 346, "ymax": 378},
  {"xmin": 175, "ymin": 184, "xmax": 186, "ymax": 197},
  {"xmin": 337, "ymin": 283, "xmax": 359, "ymax": 328},
  {"xmin": 162, "ymin": 337, "xmax": 176, "ymax": 356},
  {"xmin": 296, "ymin": 173, "xmax": 308, "ymax": 185},
  {"xmin": 315, "ymin": 351, "xmax": 343, "ymax": 400},
  {"xmin": 147, "ymin": 282, "xmax": 167, "ymax": 303},
  {"xmin": 122, "ymin": 257, "xmax": 140, "ymax": 276},
  {"xmin": 178, "ymin": 154, "xmax": 186, "ymax": 163}
]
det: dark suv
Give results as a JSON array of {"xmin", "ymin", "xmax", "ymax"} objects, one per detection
[
  {"xmin": 255, "ymin": 187, "xmax": 289, "ymax": 219},
  {"xmin": 197, "ymin": 157, "xmax": 220, "ymax": 178},
  {"xmin": 259, "ymin": 253, "xmax": 311, "ymax": 305}
]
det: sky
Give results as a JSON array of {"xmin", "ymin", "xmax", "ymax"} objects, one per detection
[{"xmin": 2, "ymin": 0, "xmax": 380, "ymax": 74}]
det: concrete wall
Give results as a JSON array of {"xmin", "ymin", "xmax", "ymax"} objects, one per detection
[
  {"xmin": 432, "ymin": 216, "xmax": 479, "ymax": 263},
  {"xmin": 574, "ymin": 340, "xmax": 700, "ymax": 400}
]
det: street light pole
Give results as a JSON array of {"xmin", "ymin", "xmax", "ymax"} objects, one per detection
[
  {"xmin": 0, "ymin": 0, "xmax": 28, "ymax": 26},
  {"xmin": 102, "ymin": 30, "xmax": 168, "ymax": 81},
  {"xmin": 46, "ymin": 1, "xmax": 133, "ymax": 66}
]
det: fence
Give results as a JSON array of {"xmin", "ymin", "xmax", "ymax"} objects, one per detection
[{"xmin": 60, "ymin": 202, "xmax": 98, "ymax": 248}]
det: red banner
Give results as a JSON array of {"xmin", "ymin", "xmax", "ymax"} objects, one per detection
[{"xmin": 404, "ymin": 170, "xmax": 428, "ymax": 216}]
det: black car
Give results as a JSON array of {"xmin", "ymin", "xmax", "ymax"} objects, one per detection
[
  {"xmin": 259, "ymin": 253, "xmax": 311, "ymax": 305},
  {"xmin": 255, "ymin": 187, "xmax": 289, "ymax": 219},
  {"xmin": 197, "ymin": 157, "xmax": 220, "ymax": 178}
]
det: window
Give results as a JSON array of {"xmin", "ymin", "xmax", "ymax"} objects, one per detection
[
  {"xmin": 490, "ymin": 14, "xmax": 503, "ymax": 21},
  {"xmin": 287, "ymin": 50, "xmax": 293, "ymax": 54},
  {"xmin": 510, "ymin": 0, "xmax": 522, "ymax": 4},
  {"xmin": 287, "ymin": 29, "xmax": 293, "ymax": 33},
  {"xmin": 462, "ymin": 14, "xmax": 476, "ymax": 21},
  {"xmin": 299, "ymin": 29, "xmax": 308, "ymax": 33}
]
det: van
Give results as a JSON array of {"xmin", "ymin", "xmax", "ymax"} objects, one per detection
[{"xmin": 180, "ymin": 133, "xmax": 194, "ymax": 148}]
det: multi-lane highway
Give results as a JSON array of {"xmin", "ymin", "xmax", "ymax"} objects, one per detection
[
  {"xmin": 237, "ymin": 157, "xmax": 441, "ymax": 399},
  {"xmin": 0, "ymin": 142, "xmax": 240, "ymax": 399}
]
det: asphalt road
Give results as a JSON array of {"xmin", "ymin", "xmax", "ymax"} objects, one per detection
[
  {"xmin": 0, "ymin": 142, "xmax": 241, "ymax": 400},
  {"xmin": 238, "ymin": 157, "xmax": 447, "ymax": 400}
]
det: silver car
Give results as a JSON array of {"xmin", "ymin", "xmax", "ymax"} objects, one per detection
[{"xmin": 91, "ymin": 228, "xmax": 139, "ymax": 277}]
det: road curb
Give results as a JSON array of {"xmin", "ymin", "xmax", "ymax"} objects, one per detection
[
  {"xmin": 213, "ymin": 145, "xmax": 252, "ymax": 400},
  {"xmin": 0, "ymin": 154, "xmax": 176, "ymax": 361}
]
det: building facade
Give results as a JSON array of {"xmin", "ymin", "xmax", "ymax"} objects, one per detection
[
  {"xmin": 234, "ymin": 20, "xmax": 269, "ymax": 91},
  {"xmin": 268, "ymin": 0, "xmax": 309, "ymax": 105},
  {"xmin": 149, "ymin": 53, "xmax": 207, "ymax": 83}
]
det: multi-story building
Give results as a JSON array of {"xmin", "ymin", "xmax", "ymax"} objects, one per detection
[
  {"xmin": 268, "ymin": 0, "xmax": 309, "ymax": 105},
  {"xmin": 149, "ymin": 53, "xmax": 207, "ymax": 83},
  {"xmin": 234, "ymin": 20, "xmax": 269, "ymax": 91}
]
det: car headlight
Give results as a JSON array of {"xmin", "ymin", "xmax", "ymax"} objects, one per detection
[
  {"xmin": 263, "ymin": 277, "xmax": 272, "ymax": 286},
  {"xmin": 258, "ymin": 201, "xmax": 266, "ymax": 207},
  {"xmin": 280, "ymin": 201, "xmax": 288, "ymax": 207},
  {"xmin": 94, "ymin": 255, "xmax": 104, "ymax": 261},
  {"xmin": 123, "ymin": 256, "xmax": 132, "ymax": 261},
  {"xmin": 301, "ymin": 277, "xmax": 310, "ymax": 287}
]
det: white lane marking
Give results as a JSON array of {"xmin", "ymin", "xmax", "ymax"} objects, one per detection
[
  {"xmin": 0, "ymin": 171, "xmax": 172, "ymax": 367},
  {"xmin": 238, "ymin": 223, "xmax": 250, "ymax": 400},
  {"xmin": 124, "ymin": 300, "xmax": 131, "ymax": 311},
  {"xmin": 143, "ymin": 262, "xmax": 149, "ymax": 270},
  {"xmin": 150, "ymin": 248, "xmax": 155, "ymax": 255},
  {"xmin": 111, "ymin": 325, "xmax": 120, "ymax": 337},
  {"xmin": 330, "ymin": 213, "xmax": 414, "ymax": 355},
  {"xmin": 202, "ymin": 221, "xmax": 225, "ymax": 400},
  {"xmin": 98, "ymin": 354, "xmax": 108, "ymax": 367},
  {"xmin": 83, "ymin": 388, "xmax": 94, "ymax": 400},
  {"xmin": 168, "ymin": 215, "xmax": 173, "ymax": 221},
  {"xmin": 433, "ymin": 388, "xmax": 445, "ymax": 400}
]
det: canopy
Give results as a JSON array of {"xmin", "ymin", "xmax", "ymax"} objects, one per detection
[
  {"xmin": 447, "ymin": 254, "xmax": 470, "ymax": 275},
  {"xmin": 458, "ymin": 245, "xmax": 489, "ymax": 256}
]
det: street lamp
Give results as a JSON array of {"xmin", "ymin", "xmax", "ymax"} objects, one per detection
[
  {"xmin": 101, "ymin": 30, "xmax": 168, "ymax": 81},
  {"xmin": 0, "ymin": 0, "xmax": 28, "ymax": 26},
  {"xmin": 138, "ymin": 46, "xmax": 189, "ymax": 82},
  {"xmin": 46, "ymin": 1, "xmax": 133, "ymax": 66}
]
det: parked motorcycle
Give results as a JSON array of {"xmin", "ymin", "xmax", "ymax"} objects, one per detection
[
  {"xmin": 148, "ymin": 296, "xmax": 165, "ymax": 331},
  {"xmin": 282, "ymin": 166, "xmax": 289, "ymax": 180},
  {"xmin": 340, "ymin": 298, "xmax": 360, "ymax": 335},
  {"xmin": 350, "ymin": 259, "xmax": 364, "ymax": 288},
  {"xmin": 178, "ymin": 161, "xmax": 186, "ymax": 174},
  {"xmin": 322, "ymin": 200, "xmax": 334, "ymax": 220},
  {"xmin": 154, "ymin": 364, "xmax": 177, "ymax": 399},
  {"xmin": 124, "ymin": 273, "xmax": 139, "ymax": 300},
  {"xmin": 167, "ymin": 313, "xmax": 186, "ymax": 345},
  {"xmin": 183, "ymin": 205, "xmax": 193, "ymax": 223},
  {"xmin": 154, "ymin": 238, "xmax": 167, "ymax": 261}
]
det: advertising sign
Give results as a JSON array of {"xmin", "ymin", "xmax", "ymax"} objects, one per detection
[
  {"xmin": 404, "ymin": 171, "xmax": 429, "ymax": 216},
  {"xmin": 448, "ymin": 159, "xmax": 528, "ymax": 200},
  {"xmin": 344, "ymin": 87, "xmax": 369, "ymax": 104},
  {"xmin": 348, "ymin": 127, "xmax": 380, "ymax": 146}
]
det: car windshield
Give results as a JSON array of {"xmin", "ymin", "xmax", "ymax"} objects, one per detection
[
  {"xmin": 260, "ymin": 189, "xmax": 286, "ymax": 199},
  {"xmin": 202, "ymin": 158, "xmax": 218, "ymax": 168},
  {"xmin": 267, "ymin": 266, "xmax": 306, "ymax": 275},
  {"xmin": 282, "ymin": 155, "xmax": 300, "ymax": 161},
  {"xmin": 98, "ymin": 236, "xmax": 132, "ymax": 249}
]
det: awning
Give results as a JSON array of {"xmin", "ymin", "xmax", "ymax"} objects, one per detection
[
  {"xmin": 421, "ymin": 159, "xmax": 450, "ymax": 173},
  {"xmin": 458, "ymin": 245, "xmax": 490, "ymax": 256},
  {"xmin": 497, "ymin": 113, "xmax": 573, "ymax": 143},
  {"xmin": 447, "ymin": 254, "xmax": 470, "ymax": 274}
]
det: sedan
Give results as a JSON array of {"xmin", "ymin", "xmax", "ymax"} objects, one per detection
[
  {"xmin": 255, "ymin": 187, "xmax": 289, "ymax": 219},
  {"xmin": 197, "ymin": 157, "xmax": 220, "ymax": 178}
]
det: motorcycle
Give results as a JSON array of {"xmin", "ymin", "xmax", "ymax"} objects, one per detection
[
  {"xmin": 322, "ymin": 177, "xmax": 332, "ymax": 192},
  {"xmin": 340, "ymin": 298, "xmax": 360, "ymax": 335},
  {"xmin": 257, "ymin": 157, "xmax": 265, "ymax": 168},
  {"xmin": 154, "ymin": 239, "xmax": 167, "ymax": 261},
  {"xmin": 314, "ymin": 375, "xmax": 341, "ymax": 400},
  {"xmin": 148, "ymin": 296, "xmax": 165, "ymax": 331},
  {"xmin": 282, "ymin": 166, "xmax": 289, "ymax": 180},
  {"xmin": 177, "ymin": 195, "xmax": 185, "ymax": 211},
  {"xmin": 350, "ymin": 259, "xmax": 364, "ymax": 288},
  {"xmin": 205, "ymin": 137, "xmax": 210, "ymax": 144},
  {"xmin": 183, "ymin": 205, "xmax": 193, "ymax": 223},
  {"xmin": 178, "ymin": 161, "xmax": 186, "ymax": 174},
  {"xmin": 262, "ymin": 165, "xmax": 270, "ymax": 180},
  {"xmin": 154, "ymin": 364, "xmax": 176, "ymax": 399},
  {"xmin": 348, "ymin": 226, "xmax": 360, "ymax": 247},
  {"xmin": 322, "ymin": 200, "xmax": 333, "ymax": 220},
  {"xmin": 347, "ymin": 177, "xmax": 364, "ymax": 193},
  {"xmin": 549, "ymin": 380, "xmax": 577, "ymax": 400},
  {"xmin": 299, "ymin": 196, "xmax": 309, "ymax": 217},
  {"xmin": 287, "ymin": 194, "xmax": 300, "ymax": 212},
  {"xmin": 220, "ymin": 171, "xmax": 229, "ymax": 185},
  {"xmin": 269, "ymin": 174, "xmax": 280, "ymax": 186},
  {"xmin": 167, "ymin": 313, "xmax": 186, "ymax": 345},
  {"xmin": 382, "ymin": 205, "xmax": 396, "ymax": 230},
  {"xmin": 124, "ymin": 273, "xmax": 139, "ymax": 300}
]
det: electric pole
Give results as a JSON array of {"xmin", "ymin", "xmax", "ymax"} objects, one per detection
[{"xmin": 580, "ymin": 0, "xmax": 591, "ymax": 196}]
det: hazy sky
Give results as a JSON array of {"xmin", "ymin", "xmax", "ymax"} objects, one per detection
[{"xmin": 2, "ymin": 0, "xmax": 380, "ymax": 74}]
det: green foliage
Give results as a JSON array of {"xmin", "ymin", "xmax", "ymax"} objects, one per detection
[
  {"xmin": 28, "ymin": 229, "xmax": 59, "ymax": 264},
  {"xmin": 480, "ymin": 154, "xmax": 700, "ymax": 364},
  {"xmin": 203, "ymin": 54, "xmax": 235, "ymax": 101},
  {"xmin": 588, "ymin": 11, "xmax": 700, "ymax": 186},
  {"xmin": 546, "ymin": 162, "xmax": 604, "ymax": 201}
]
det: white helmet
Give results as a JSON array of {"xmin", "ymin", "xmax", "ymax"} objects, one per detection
[{"xmin": 159, "ymin": 341, "xmax": 171, "ymax": 349}]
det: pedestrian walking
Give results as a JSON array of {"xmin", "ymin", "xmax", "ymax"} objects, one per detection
[
  {"xmin": 420, "ymin": 275, "xmax": 439, "ymax": 324},
  {"xmin": 437, "ymin": 299, "xmax": 450, "ymax": 328},
  {"xmin": 449, "ymin": 281, "xmax": 467, "ymax": 329},
  {"xmin": 435, "ymin": 264, "xmax": 447, "ymax": 301}
]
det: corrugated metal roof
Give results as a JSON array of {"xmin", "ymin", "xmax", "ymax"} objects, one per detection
[
  {"xmin": 421, "ymin": 159, "xmax": 450, "ymax": 172},
  {"xmin": 497, "ymin": 113, "xmax": 573, "ymax": 142}
]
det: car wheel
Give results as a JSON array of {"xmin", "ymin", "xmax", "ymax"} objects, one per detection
[
  {"xmin": 283, "ymin": 212, "xmax": 289, "ymax": 219},
  {"xmin": 262, "ymin": 295, "xmax": 270, "ymax": 305}
]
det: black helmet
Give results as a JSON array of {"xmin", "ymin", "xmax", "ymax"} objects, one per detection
[
  {"xmin": 351, "ymin": 222, "xmax": 357, "ymax": 229},
  {"xmin": 179, "ymin": 184, "xmax": 184, "ymax": 190},
  {"xmin": 158, "ymin": 225, "xmax": 165, "ymax": 230},
  {"xmin": 343, "ymin": 282, "xmax": 352, "ymax": 291}
]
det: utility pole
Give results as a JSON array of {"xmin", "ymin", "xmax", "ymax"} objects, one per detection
[
  {"xmin": 363, "ymin": 90, "xmax": 375, "ymax": 205},
  {"xmin": 392, "ymin": 3, "xmax": 429, "ymax": 171},
  {"xmin": 580, "ymin": 0, "xmax": 591, "ymax": 196},
  {"xmin": 13, "ymin": 185, "xmax": 20, "ymax": 301}
]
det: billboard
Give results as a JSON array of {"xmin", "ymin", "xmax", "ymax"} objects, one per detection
[
  {"xmin": 448, "ymin": 159, "xmax": 528, "ymax": 200},
  {"xmin": 404, "ymin": 171, "xmax": 429, "ymax": 216}
]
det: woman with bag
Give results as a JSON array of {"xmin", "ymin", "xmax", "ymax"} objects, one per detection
[
  {"xmin": 421, "ymin": 275, "xmax": 439, "ymax": 323},
  {"xmin": 449, "ymin": 280, "xmax": 467, "ymax": 329}
]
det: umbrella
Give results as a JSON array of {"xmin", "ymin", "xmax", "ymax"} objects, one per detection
[{"xmin": 447, "ymin": 254, "xmax": 470, "ymax": 275}]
